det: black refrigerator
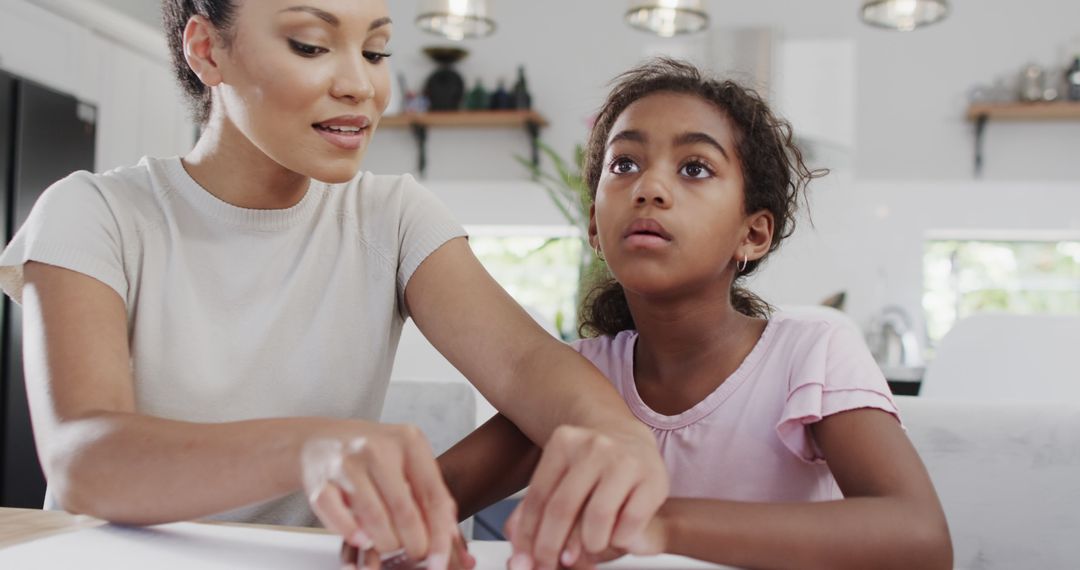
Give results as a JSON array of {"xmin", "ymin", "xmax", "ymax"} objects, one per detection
[{"xmin": 0, "ymin": 69, "xmax": 96, "ymax": 508}]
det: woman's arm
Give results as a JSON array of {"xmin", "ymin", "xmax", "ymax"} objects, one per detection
[
  {"xmin": 578, "ymin": 409, "xmax": 952, "ymax": 570},
  {"xmin": 22, "ymin": 262, "xmax": 459, "ymax": 564},
  {"xmin": 438, "ymin": 413, "xmax": 540, "ymax": 520},
  {"xmin": 405, "ymin": 238, "xmax": 669, "ymax": 567}
]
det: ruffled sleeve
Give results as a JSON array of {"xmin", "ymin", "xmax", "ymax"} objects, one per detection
[{"xmin": 776, "ymin": 321, "xmax": 901, "ymax": 463}]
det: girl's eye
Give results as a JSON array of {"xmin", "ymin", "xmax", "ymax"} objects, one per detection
[
  {"xmin": 363, "ymin": 51, "xmax": 392, "ymax": 64},
  {"xmin": 680, "ymin": 161, "xmax": 712, "ymax": 179},
  {"xmin": 610, "ymin": 157, "xmax": 639, "ymax": 175},
  {"xmin": 288, "ymin": 39, "xmax": 328, "ymax": 57}
]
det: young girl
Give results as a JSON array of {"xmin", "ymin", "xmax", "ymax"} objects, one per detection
[
  {"xmin": 0, "ymin": 1, "xmax": 670, "ymax": 568},
  {"xmin": 441, "ymin": 58, "xmax": 952, "ymax": 570}
]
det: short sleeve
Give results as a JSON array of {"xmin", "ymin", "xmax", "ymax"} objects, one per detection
[
  {"xmin": 776, "ymin": 322, "xmax": 901, "ymax": 463},
  {"xmin": 393, "ymin": 174, "xmax": 467, "ymax": 305},
  {"xmin": 0, "ymin": 171, "xmax": 127, "ymax": 305}
]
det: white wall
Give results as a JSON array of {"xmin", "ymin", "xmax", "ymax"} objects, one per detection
[
  {"xmin": 0, "ymin": 0, "xmax": 194, "ymax": 173},
  {"xmin": 370, "ymin": 0, "xmax": 1080, "ymax": 348},
  {"xmin": 370, "ymin": 0, "xmax": 1080, "ymax": 181}
]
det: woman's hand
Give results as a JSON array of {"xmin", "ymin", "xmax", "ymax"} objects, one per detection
[
  {"xmin": 504, "ymin": 425, "xmax": 669, "ymax": 570},
  {"xmin": 340, "ymin": 530, "xmax": 476, "ymax": 570},
  {"xmin": 556, "ymin": 502, "xmax": 670, "ymax": 569},
  {"xmin": 302, "ymin": 423, "xmax": 460, "ymax": 570}
]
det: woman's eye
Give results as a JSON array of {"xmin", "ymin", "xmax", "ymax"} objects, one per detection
[
  {"xmin": 363, "ymin": 51, "xmax": 392, "ymax": 64},
  {"xmin": 611, "ymin": 158, "xmax": 639, "ymax": 175},
  {"xmin": 288, "ymin": 39, "xmax": 328, "ymax": 57},
  {"xmin": 681, "ymin": 162, "xmax": 711, "ymax": 179}
]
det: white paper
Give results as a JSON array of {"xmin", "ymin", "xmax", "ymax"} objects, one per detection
[{"xmin": 0, "ymin": 522, "xmax": 725, "ymax": 569}]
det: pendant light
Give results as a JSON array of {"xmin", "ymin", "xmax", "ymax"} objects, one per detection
[
  {"xmin": 415, "ymin": 0, "xmax": 496, "ymax": 41},
  {"xmin": 861, "ymin": 0, "xmax": 949, "ymax": 32},
  {"xmin": 625, "ymin": 0, "xmax": 710, "ymax": 38}
]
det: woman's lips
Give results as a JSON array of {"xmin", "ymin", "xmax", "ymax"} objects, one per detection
[
  {"xmin": 313, "ymin": 125, "xmax": 368, "ymax": 150},
  {"xmin": 313, "ymin": 116, "xmax": 372, "ymax": 151}
]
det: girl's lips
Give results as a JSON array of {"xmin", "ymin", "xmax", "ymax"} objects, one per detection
[{"xmin": 624, "ymin": 233, "xmax": 673, "ymax": 249}]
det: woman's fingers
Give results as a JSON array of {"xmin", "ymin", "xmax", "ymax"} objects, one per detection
[
  {"xmin": 303, "ymin": 424, "xmax": 465, "ymax": 568},
  {"xmin": 610, "ymin": 479, "xmax": 666, "ymax": 553},
  {"xmin": 508, "ymin": 427, "xmax": 576, "ymax": 569},
  {"xmin": 531, "ymin": 453, "xmax": 605, "ymax": 568},
  {"xmin": 401, "ymin": 428, "xmax": 459, "ymax": 570},
  {"xmin": 577, "ymin": 466, "xmax": 638, "ymax": 555},
  {"xmin": 450, "ymin": 531, "xmax": 476, "ymax": 570},
  {"xmin": 339, "ymin": 459, "xmax": 401, "ymax": 554},
  {"xmin": 559, "ymin": 521, "xmax": 584, "ymax": 569},
  {"xmin": 310, "ymin": 482, "xmax": 367, "ymax": 547},
  {"xmin": 509, "ymin": 424, "xmax": 669, "ymax": 569}
]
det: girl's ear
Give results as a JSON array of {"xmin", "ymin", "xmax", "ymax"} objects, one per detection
[
  {"xmin": 587, "ymin": 204, "xmax": 600, "ymax": 251},
  {"xmin": 183, "ymin": 15, "xmax": 225, "ymax": 88},
  {"xmin": 741, "ymin": 209, "xmax": 775, "ymax": 262}
]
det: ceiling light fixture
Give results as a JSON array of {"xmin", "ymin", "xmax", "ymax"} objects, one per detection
[
  {"xmin": 625, "ymin": 0, "xmax": 710, "ymax": 38},
  {"xmin": 416, "ymin": 0, "xmax": 496, "ymax": 41},
  {"xmin": 861, "ymin": 0, "xmax": 949, "ymax": 32}
]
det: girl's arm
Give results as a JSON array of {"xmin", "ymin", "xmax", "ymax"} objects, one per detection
[
  {"xmin": 22, "ymin": 262, "xmax": 460, "ymax": 564},
  {"xmin": 404, "ymin": 238, "xmax": 668, "ymax": 567},
  {"xmin": 438, "ymin": 413, "xmax": 540, "ymax": 521},
  {"xmin": 575, "ymin": 409, "xmax": 952, "ymax": 570}
]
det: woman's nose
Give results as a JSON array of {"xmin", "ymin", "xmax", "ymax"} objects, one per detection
[{"xmin": 330, "ymin": 57, "xmax": 376, "ymax": 102}]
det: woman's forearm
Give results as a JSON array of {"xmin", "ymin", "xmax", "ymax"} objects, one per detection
[
  {"xmin": 45, "ymin": 411, "xmax": 362, "ymax": 524},
  {"xmin": 659, "ymin": 497, "xmax": 952, "ymax": 570},
  {"xmin": 504, "ymin": 340, "xmax": 652, "ymax": 446}
]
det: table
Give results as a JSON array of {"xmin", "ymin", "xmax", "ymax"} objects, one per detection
[{"xmin": 0, "ymin": 508, "xmax": 723, "ymax": 569}]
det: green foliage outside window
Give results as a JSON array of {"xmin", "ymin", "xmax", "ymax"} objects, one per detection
[{"xmin": 923, "ymin": 239, "xmax": 1080, "ymax": 344}]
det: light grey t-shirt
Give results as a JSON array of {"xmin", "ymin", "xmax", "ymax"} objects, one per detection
[{"xmin": 0, "ymin": 156, "xmax": 466, "ymax": 526}]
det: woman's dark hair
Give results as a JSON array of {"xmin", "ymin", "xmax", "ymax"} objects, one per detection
[
  {"xmin": 579, "ymin": 57, "xmax": 825, "ymax": 337},
  {"xmin": 162, "ymin": 0, "xmax": 239, "ymax": 124}
]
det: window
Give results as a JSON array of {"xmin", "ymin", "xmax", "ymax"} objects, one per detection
[
  {"xmin": 467, "ymin": 226, "xmax": 585, "ymax": 340},
  {"xmin": 922, "ymin": 233, "xmax": 1080, "ymax": 345}
]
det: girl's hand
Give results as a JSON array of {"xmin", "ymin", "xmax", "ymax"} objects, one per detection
[
  {"xmin": 504, "ymin": 425, "xmax": 670, "ymax": 570},
  {"xmin": 302, "ymin": 424, "xmax": 460, "ymax": 570}
]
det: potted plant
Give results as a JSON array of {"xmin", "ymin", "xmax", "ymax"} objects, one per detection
[{"xmin": 516, "ymin": 142, "xmax": 605, "ymax": 338}]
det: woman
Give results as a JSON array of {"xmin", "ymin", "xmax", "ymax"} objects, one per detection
[{"xmin": 0, "ymin": 1, "xmax": 668, "ymax": 569}]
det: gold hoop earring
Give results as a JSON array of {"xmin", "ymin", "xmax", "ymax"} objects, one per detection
[{"xmin": 593, "ymin": 244, "xmax": 605, "ymax": 262}]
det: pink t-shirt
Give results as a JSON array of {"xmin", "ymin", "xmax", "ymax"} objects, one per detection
[{"xmin": 571, "ymin": 312, "xmax": 900, "ymax": 502}]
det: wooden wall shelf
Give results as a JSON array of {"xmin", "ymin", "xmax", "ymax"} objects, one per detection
[
  {"xmin": 965, "ymin": 101, "xmax": 1080, "ymax": 177},
  {"xmin": 380, "ymin": 111, "xmax": 549, "ymax": 177},
  {"xmin": 381, "ymin": 110, "xmax": 549, "ymax": 129}
]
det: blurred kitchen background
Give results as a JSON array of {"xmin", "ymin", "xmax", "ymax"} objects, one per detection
[{"xmin": 1, "ymin": 0, "xmax": 1078, "ymax": 519}]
